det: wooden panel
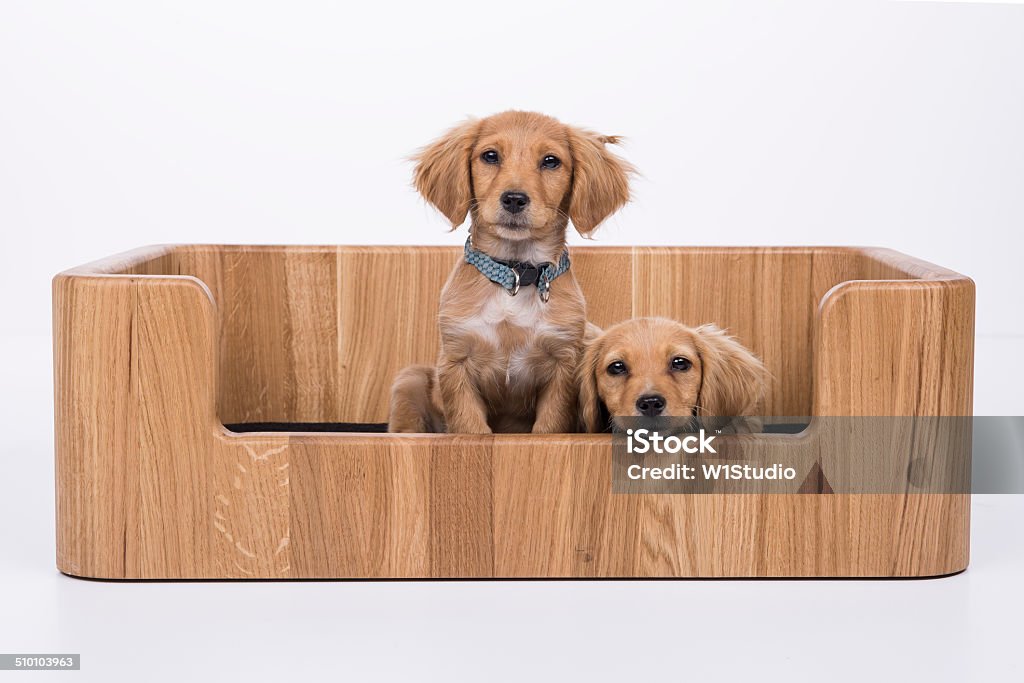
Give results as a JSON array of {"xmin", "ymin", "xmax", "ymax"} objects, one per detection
[
  {"xmin": 640, "ymin": 495, "xmax": 765, "ymax": 576},
  {"xmin": 811, "ymin": 258, "xmax": 974, "ymax": 581},
  {"xmin": 573, "ymin": 247, "xmax": 633, "ymax": 329},
  {"xmin": 53, "ymin": 275, "xmax": 138, "ymax": 578},
  {"xmin": 209, "ymin": 436, "xmax": 292, "ymax": 578},
  {"xmin": 337, "ymin": 247, "xmax": 458, "ymax": 423},
  {"xmin": 187, "ymin": 248, "xmax": 289, "ymax": 423},
  {"xmin": 186, "ymin": 248, "xmax": 340, "ymax": 424},
  {"xmin": 429, "ymin": 437, "xmax": 495, "ymax": 577},
  {"xmin": 633, "ymin": 436, "xmax": 835, "ymax": 576},
  {"xmin": 290, "ymin": 441, "xmax": 395, "ymax": 577},
  {"xmin": 289, "ymin": 437, "xmax": 432, "ymax": 578},
  {"xmin": 283, "ymin": 435, "xmax": 968, "ymax": 579},
  {"xmin": 632, "ymin": 248, "xmax": 818, "ymax": 416},
  {"xmin": 490, "ymin": 441, "xmax": 579, "ymax": 576},
  {"xmin": 134, "ymin": 280, "xmax": 218, "ymax": 578},
  {"xmin": 814, "ymin": 280, "xmax": 975, "ymax": 416},
  {"xmin": 490, "ymin": 438, "xmax": 642, "ymax": 577},
  {"xmin": 72, "ymin": 245, "xmax": 953, "ymax": 425},
  {"xmin": 284, "ymin": 251, "xmax": 341, "ymax": 421},
  {"xmin": 161, "ymin": 245, "xmax": 876, "ymax": 423}
]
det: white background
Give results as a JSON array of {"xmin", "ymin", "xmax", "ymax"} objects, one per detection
[{"xmin": 1, "ymin": 1, "xmax": 1023, "ymax": 681}]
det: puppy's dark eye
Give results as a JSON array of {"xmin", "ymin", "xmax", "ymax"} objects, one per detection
[
  {"xmin": 671, "ymin": 357, "xmax": 692, "ymax": 372},
  {"xmin": 607, "ymin": 360, "xmax": 628, "ymax": 376},
  {"xmin": 481, "ymin": 150, "xmax": 500, "ymax": 164},
  {"xmin": 541, "ymin": 155, "xmax": 561, "ymax": 169}
]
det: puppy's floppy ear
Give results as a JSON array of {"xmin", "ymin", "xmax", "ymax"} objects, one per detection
[
  {"xmin": 577, "ymin": 332, "xmax": 606, "ymax": 432},
  {"xmin": 566, "ymin": 127, "xmax": 634, "ymax": 237},
  {"xmin": 694, "ymin": 325, "xmax": 769, "ymax": 428},
  {"xmin": 412, "ymin": 119, "xmax": 480, "ymax": 228}
]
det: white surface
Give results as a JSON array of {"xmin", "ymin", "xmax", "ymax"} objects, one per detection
[
  {"xmin": 2, "ymin": 1, "xmax": 1023, "ymax": 680},
  {"xmin": 0, "ymin": 496, "xmax": 1021, "ymax": 682}
]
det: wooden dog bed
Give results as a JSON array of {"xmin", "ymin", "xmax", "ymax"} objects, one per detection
[{"xmin": 53, "ymin": 245, "xmax": 974, "ymax": 579}]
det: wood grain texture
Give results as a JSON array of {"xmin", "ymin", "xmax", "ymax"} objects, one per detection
[
  {"xmin": 633, "ymin": 248, "xmax": 820, "ymax": 416},
  {"xmin": 337, "ymin": 247, "xmax": 458, "ymax": 423},
  {"xmin": 180, "ymin": 247, "xmax": 341, "ymax": 424},
  {"xmin": 53, "ymin": 245, "xmax": 974, "ymax": 579}
]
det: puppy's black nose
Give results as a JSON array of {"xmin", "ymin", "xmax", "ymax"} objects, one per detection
[
  {"xmin": 500, "ymin": 191, "xmax": 530, "ymax": 214},
  {"xmin": 636, "ymin": 394, "xmax": 666, "ymax": 417}
]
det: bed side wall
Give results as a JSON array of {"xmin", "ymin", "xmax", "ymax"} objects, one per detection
[
  {"xmin": 161, "ymin": 246, "xmax": 867, "ymax": 423},
  {"xmin": 812, "ymin": 271, "xmax": 975, "ymax": 574}
]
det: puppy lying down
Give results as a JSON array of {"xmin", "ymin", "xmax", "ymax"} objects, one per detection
[{"xmin": 578, "ymin": 317, "xmax": 769, "ymax": 434}]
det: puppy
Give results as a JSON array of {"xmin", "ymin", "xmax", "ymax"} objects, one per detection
[
  {"xmin": 578, "ymin": 317, "xmax": 768, "ymax": 433},
  {"xmin": 388, "ymin": 111, "xmax": 634, "ymax": 433}
]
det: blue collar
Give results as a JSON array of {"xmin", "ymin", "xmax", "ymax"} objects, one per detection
[{"xmin": 463, "ymin": 236, "xmax": 571, "ymax": 303}]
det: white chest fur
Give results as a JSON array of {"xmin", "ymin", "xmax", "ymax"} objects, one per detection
[
  {"xmin": 451, "ymin": 289, "xmax": 571, "ymax": 385},
  {"xmin": 474, "ymin": 290, "xmax": 545, "ymax": 339}
]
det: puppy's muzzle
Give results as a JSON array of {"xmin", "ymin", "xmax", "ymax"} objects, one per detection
[{"xmin": 500, "ymin": 191, "xmax": 530, "ymax": 214}]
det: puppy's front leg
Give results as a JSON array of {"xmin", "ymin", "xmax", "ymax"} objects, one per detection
[
  {"xmin": 437, "ymin": 359, "xmax": 492, "ymax": 433},
  {"xmin": 532, "ymin": 356, "xmax": 578, "ymax": 434}
]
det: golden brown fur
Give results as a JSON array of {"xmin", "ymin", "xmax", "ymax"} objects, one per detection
[
  {"xmin": 388, "ymin": 111, "xmax": 634, "ymax": 433},
  {"xmin": 578, "ymin": 317, "xmax": 769, "ymax": 433}
]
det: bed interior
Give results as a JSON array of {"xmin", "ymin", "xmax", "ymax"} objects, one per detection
[{"xmin": 120, "ymin": 244, "xmax": 913, "ymax": 431}]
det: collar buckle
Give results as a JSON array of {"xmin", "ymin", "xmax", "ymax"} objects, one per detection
[{"xmin": 507, "ymin": 268, "xmax": 521, "ymax": 297}]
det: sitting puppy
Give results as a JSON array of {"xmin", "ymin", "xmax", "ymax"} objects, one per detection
[
  {"xmin": 578, "ymin": 317, "xmax": 769, "ymax": 433},
  {"xmin": 388, "ymin": 111, "xmax": 634, "ymax": 433}
]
